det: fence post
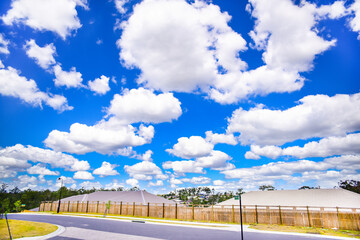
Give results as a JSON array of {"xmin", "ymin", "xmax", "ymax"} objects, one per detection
[
  {"xmin": 279, "ymin": 205, "xmax": 282, "ymax": 225},
  {"xmin": 86, "ymin": 201, "xmax": 89, "ymax": 213},
  {"xmin": 120, "ymin": 202, "xmax": 122, "ymax": 215},
  {"xmin": 293, "ymin": 207, "xmax": 297, "ymax": 226},
  {"xmin": 163, "ymin": 203, "xmax": 165, "ymax": 218},
  {"xmin": 211, "ymin": 205, "xmax": 214, "ymax": 222},
  {"xmin": 175, "ymin": 203, "xmax": 178, "ymax": 219},
  {"xmin": 76, "ymin": 201, "xmax": 79, "ymax": 213},
  {"xmin": 243, "ymin": 206, "xmax": 246, "ymax": 223},
  {"xmin": 147, "ymin": 203, "xmax": 150, "ymax": 217},
  {"xmin": 96, "ymin": 201, "xmax": 99, "ymax": 213},
  {"xmin": 232, "ymin": 205, "xmax": 235, "ymax": 223},
  {"xmin": 306, "ymin": 206, "xmax": 311, "ymax": 227},
  {"xmin": 50, "ymin": 202, "xmax": 53, "ymax": 212},
  {"xmin": 133, "ymin": 202, "xmax": 135, "ymax": 216},
  {"xmin": 192, "ymin": 204, "xmax": 195, "ymax": 220},
  {"xmin": 67, "ymin": 202, "xmax": 70, "ymax": 212},
  {"xmin": 352, "ymin": 208, "xmax": 360, "ymax": 231},
  {"xmin": 336, "ymin": 207, "xmax": 341, "ymax": 229},
  {"xmin": 255, "ymin": 205, "xmax": 258, "ymax": 224}
]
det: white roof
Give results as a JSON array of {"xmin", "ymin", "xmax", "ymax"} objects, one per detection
[
  {"xmin": 217, "ymin": 189, "xmax": 360, "ymax": 208},
  {"xmin": 60, "ymin": 190, "xmax": 176, "ymax": 205}
]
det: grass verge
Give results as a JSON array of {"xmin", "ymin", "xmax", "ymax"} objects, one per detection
[
  {"xmin": 0, "ymin": 219, "xmax": 58, "ymax": 240},
  {"xmin": 249, "ymin": 223, "xmax": 360, "ymax": 239}
]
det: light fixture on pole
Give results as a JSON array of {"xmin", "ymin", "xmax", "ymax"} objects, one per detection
[{"xmin": 57, "ymin": 177, "xmax": 63, "ymax": 214}]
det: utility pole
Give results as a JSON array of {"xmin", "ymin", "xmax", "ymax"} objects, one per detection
[{"xmin": 57, "ymin": 177, "xmax": 63, "ymax": 213}]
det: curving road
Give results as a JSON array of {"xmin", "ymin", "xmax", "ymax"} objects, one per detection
[{"xmin": 9, "ymin": 214, "xmax": 344, "ymax": 240}]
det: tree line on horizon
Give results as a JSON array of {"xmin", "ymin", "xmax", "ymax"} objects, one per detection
[{"xmin": 0, "ymin": 180, "xmax": 359, "ymax": 214}]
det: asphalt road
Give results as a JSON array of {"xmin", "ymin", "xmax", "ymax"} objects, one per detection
[{"xmin": 8, "ymin": 214, "xmax": 341, "ymax": 240}]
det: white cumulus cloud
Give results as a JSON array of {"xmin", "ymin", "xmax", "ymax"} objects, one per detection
[
  {"xmin": 246, "ymin": 133, "xmax": 360, "ymax": 159},
  {"xmin": 53, "ymin": 64, "xmax": 84, "ymax": 88},
  {"xmin": 0, "ymin": 144, "xmax": 90, "ymax": 172},
  {"xmin": 93, "ymin": 161, "xmax": 119, "ymax": 177},
  {"xmin": 1, "ymin": 0, "xmax": 88, "ymax": 39},
  {"xmin": 228, "ymin": 93, "xmax": 360, "ymax": 146},
  {"xmin": 74, "ymin": 171, "xmax": 94, "ymax": 180},
  {"xmin": 106, "ymin": 88, "xmax": 182, "ymax": 124},
  {"xmin": 0, "ymin": 34, "xmax": 10, "ymax": 55},
  {"xmin": 166, "ymin": 136, "xmax": 213, "ymax": 159},
  {"xmin": 24, "ymin": 39, "xmax": 56, "ymax": 69},
  {"xmin": 27, "ymin": 163, "xmax": 59, "ymax": 175},
  {"xmin": 88, "ymin": 75, "xmax": 111, "ymax": 95},
  {"xmin": 0, "ymin": 66, "xmax": 73, "ymax": 112}
]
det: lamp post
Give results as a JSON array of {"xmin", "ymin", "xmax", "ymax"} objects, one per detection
[
  {"xmin": 235, "ymin": 194, "xmax": 244, "ymax": 240},
  {"xmin": 57, "ymin": 177, "xmax": 63, "ymax": 214}
]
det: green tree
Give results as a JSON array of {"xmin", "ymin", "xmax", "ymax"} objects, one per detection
[
  {"xmin": 236, "ymin": 188, "xmax": 245, "ymax": 195},
  {"xmin": 338, "ymin": 180, "xmax": 360, "ymax": 194},
  {"xmin": 13, "ymin": 200, "xmax": 22, "ymax": 212},
  {"xmin": 259, "ymin": 185, "xmax": 275, "ymax": 191}
]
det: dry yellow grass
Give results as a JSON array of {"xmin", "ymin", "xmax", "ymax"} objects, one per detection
[
  {"xmin": 0, "ymin": 219, "xmax": 58, "ymax": 240},
  {"xmin": 249, "ymin": 223, "xmax": 360, "ymax": 239}
]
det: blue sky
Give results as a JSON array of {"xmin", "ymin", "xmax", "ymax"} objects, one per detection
[{"xmin": 0, "ymin": 0, "xmax": 359, "ymax": 193}]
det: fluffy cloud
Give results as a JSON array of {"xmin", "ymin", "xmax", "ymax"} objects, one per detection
[
  {"xmin": 18, "ymin": 174, "xmax": 37, "ymax": 184},
  {"xmin": 114, "ymin": 0, "xmax": 129, "ymax": 14},
  {"xmin": 228, "ymin": 93, "xmax": 360, "ymax": 146},
  {"xmin": 205, "ymin": 131, "xmax": 237, "ymax": 145},
  {"xmin": 44, "ymin": 118, "xmax": 154, "ymax": 154},
  {"xmin": 162, "ymin": 160, "xmax": 204, "ymax": 174},
  {"xmin": 104, "ymin": 180, "xmax": 124, "ymax": 190},
  {"xmin": 0, "ymin": 34, "xmax": 10, "ymax": 55},
  {"xmin": 221, "ymin": 154, "xmax": 360, "ymax": 188},
  {"xmin": 79, "ymin": 181, "xmax": 102, "ymax": 189},
  {"xmin": 246, "ymin": 133, "xmax": 360, "ymax": 159},
  {"xmin": 0, "ymin": 144, "xmax": 90, "ymax": 172},
  {"xmin": 93, "ymin": 161, "xmax": 119, "ymax": 177},
  {"xmin": 149, "ymin": 180, "xmax": 163, "ymax": 187},
  {"xmin": 53, "ymin": 64, "xmax": 83, "ymax": 88},
  {"xmin": 27, "ymin": 164, "xmax": 59, "ymax": 175},
  {"xmin": 106, "ymin": 88, "xmax": 182, "ymax": 124},
  {"xmin": 182, "ymin": 176, "xmax": 211, "ymax": 185},
  {"xmin": 88, "ymin": 75, "xmax": 110, "ymax": 95},
  {"xmin": 1, "ymin": 0, "xmax": 88, "ymax": 39},
  {"xmin": 248, "ymin": 0, "xmax": 336, "ymax": 72},
  {"xmin": 118, "ymin": 0, "xmax": 340, "ymax": 104},
  {"xmin": 213, "ymin": 180, "xmax": 225, "ymax": 186},
  {"xmin": 118, "ymin": 0, "xmax": 220, "ymax": 93},
  {"xmin": 126, "ymin": 178, "xmax": 139, "ymax": 187},
  {"xmin": 166, "ymin": 136, "xmax": 213, "ymax": 159},
  {"xmin": 73, "ymin": 171, "xmax": 94, "ymax": 180},
  {"xmin": 0, "ymin": 66, "xmax": 73, "ymax": 112},
  {"xmin": 24, "ymin": 39, "xmax": 56, "ymax": 69},
  {"xmin": 164, "ymin": 148, "xmax": 234, "ymax": 173},
  {"xmin": 349, "ymin": 0, "xmax": 360, "ymax": 39},
  {"xmin": 124, "ymin": 161, "xmax": 164, "ymax": 180},
  {"xmin": 45, "ymin": 87, "xmax": 182, "ymax": 155},
  {"xmin": 195, "ymin": 150, "xmax": 234, "ymax": 170}
]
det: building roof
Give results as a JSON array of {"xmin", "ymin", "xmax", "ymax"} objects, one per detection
[
  {"xmin": 217, "ymin": 189, "xmax": 360, "ymax": 208},
  {"xmin": 60, "ymin": 190, "xmax": 176, "ymax": 205}
]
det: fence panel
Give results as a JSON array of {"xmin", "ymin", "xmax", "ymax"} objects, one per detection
[{"xmin": 40, "ymin": 201, "xmax": 360, "ymax": 231}]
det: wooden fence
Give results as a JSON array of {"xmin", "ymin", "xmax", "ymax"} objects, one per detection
[{"xmin": 39, "ymin": 201, "xmax": 360, "ymax": 231}]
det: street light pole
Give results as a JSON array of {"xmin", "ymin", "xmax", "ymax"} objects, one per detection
[
  {"xmin": 235, "ymin": 194, "xmax": 244, "ymax": 240},
  {"xmin": 239, "ymin": 194, "xmax": 244, "ymax": 240},
  {"xmin": 57, "ymin": 177, "xmax": 63, "ymax": 214}
]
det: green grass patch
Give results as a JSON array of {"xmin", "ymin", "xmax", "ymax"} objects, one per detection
[
  {"xmin": 0, "ymin": 219, "xmax": 58, "ymax": 240},
  {"xmin": 249, "ymin": 223, "xmax": 360, "ymax": 239}
]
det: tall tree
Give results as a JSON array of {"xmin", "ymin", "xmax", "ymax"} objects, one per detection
[{"xmin": 338, "ymin": 180, "xmax": 360, "ymax": 194}]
